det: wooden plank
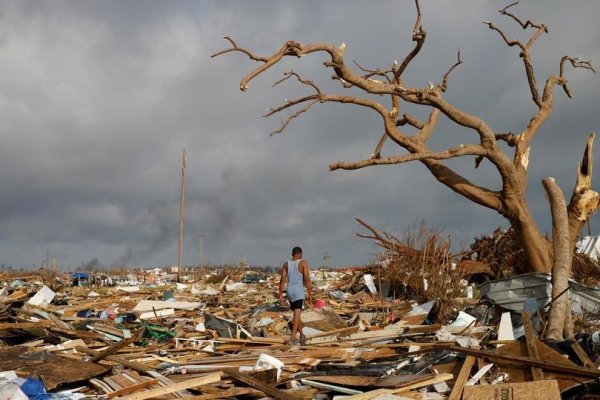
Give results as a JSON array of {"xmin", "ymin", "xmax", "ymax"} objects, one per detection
[
  {"xmin": 106, "ymin": 379, "xmax": 158, "ymax": 399},
  {"xmin": 118, "ymin": 372, "xmax": 222, "ymax": 400},
  {"xmin": 185, "ymin": 387, "xmax": 261, "ymax": 399},
  {"xmin": 341, "ymin": 373, "xmax": 453, "ymax": 400},
  {"xmin": 225, "ymin": 368, "xmax": 302, "ymax": 400},
  {"xmin": 75, "ymin": 346, "xmax": 151, "ymax": 373},
  {"xmin": 448, "ymin": 355, "xmax": 475, "ymax": 400},
  {"xmin": 522, "ymin": 311, "xmax": 544, "ymax": 381},
  {"xmin": 307, "ymin": 325, "xmax": 360, "ymax": 339},
  {"xmin": 146, "ymin": 371, "xmax": 193, "ymax": 398},
  {"xmin": 497, "ymin": 312, "xmax": 514, "ymax": 348},
  {"xmin": 569, "ymin": 340, "xmax": 595, "ymax": 368},
  {"xmin": 0, "ymin": 321, "xmax": 55, "ymax": 330},
  {"xmin": 393, "ymin": 373, "xmax": 453, "ymax": 393},
  {"xmin": 444, "ymin": 346, "xmax": 600, "ymax": 378},
  {"xmin": 91, "ymin": 339, "xmax": 133, "ymax": 362}
]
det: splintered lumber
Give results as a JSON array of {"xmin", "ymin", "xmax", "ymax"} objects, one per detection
[
  {"xmin": 569, "ymin": 340, "xmax": 595, "ymax": 368},
  {"xmin": 118, "ymin": 372, "xmax": 222, "ymax": 400},
  {"xmin": 494, "ymin": 340, "xmax": 592, "ymax": 392},
  {"xmin": 462, "ymin": 379, "xmax": 561, "ymax": 400},
  {"xmin": 75, "ymin": 346, "xmax": 151, "ymax": 373},
  {"xmin": 308, "ymin": 325, "xmax": 360, "ymax": 339},
  {"xmin": 106, "ymin": 379, "xmax": 158, "ymax": 399},
  {"xmin": 340, "ymin": 373, "xmax": 454, "ymax": 400},
  {"xmin": 447, "ymin": 355, "xmax": 476, "ymax": 400},
  {"xmin": 444, "ymin": 346, "xmax": 600, "ymax": 378},
  {"xmin": 0, "ymin": 321, "xmax": 55, "ymax": 330},
  {"xmin": 225, "ymin": 368, "xmax": 302, "ymax": 400},
  {"xmin": 300, "ymin": 379, "xmax": 362, "ymax": 395},
  {"xmin": 522, "ymin": 311, "xmax": 544, "ymax": 381},
  {"xmin": 91, "ymin": 339, "xmax": 133, "ymax": 362},
  {"xmin": 185, "ymin": 387, "xmax": 262, "ymax": 399},
  {"xmin": 302, "ymin": 374, "xmax": 434, "ymax": 389},
  {"xmin": 0, "ymin": 346, "xmax": 108, "ymax": 390}
]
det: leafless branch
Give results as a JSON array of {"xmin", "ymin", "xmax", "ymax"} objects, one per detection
[
  {"xmin": 211, "ymin": 36, "xmax": 269, "ymax": 62},
  {"xmin": 272, "ymin": 71, "xmax": 321, "ymax": 94},
  {"xmin": 483, "ymin": 20, "xmax": 542, "ymax": 107},
  {"xmin": 268, "ymin": 98, "xmax": 320, "ymax": 137},
  {"xmin": 439, "ymin": 49, "xmax": 463, "ymax": 92},
  {"xmin": 413, "ymin": 108, "xmax": 441, "ymax": 143},
  {"xmin": 559, "ymin": 56, "xmax": 596, "ymax": 98},
  {"xmin": 355, "ymin": 218, "xmax": 418, "ymax": 255},
  {"xmin": 263, "ymin": 72, "xmax": 391, "ymax": 136},
  {"xmin": 353, "ymin": 60, "xmax": 393, "ymax": 83},
  {"xmin": 495, "ymin": 132, "xmax": 517, "ymax": 147},
  {"xmin": 499, "ymin": 2, "xmax": 547, "ymax": 33},
  {"xmin": 329, "ymin": 144, "xmax": 487, "ymax": 171},
  {"xmin": 263, "ymin": 95, "xmax": 319, "ymax": 118},
  {"xmin": 371, "ymin": 132, "xmax": 388, "ymax": 159},
  {"xmin": 395, "ymin": 0, "xmax": 426, "ymax": 81},
  {"xmin": 396, "ymin": 113, "xmax": 424, "ymax": 129}
]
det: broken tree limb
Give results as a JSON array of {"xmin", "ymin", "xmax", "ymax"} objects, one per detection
[
  {"xmin": 542, "ymin": 177, "xmax": 573, "ymax": 340},
  {"xmin": 568, "ymin": 132, "xmax": 600, "ymax": 251}
]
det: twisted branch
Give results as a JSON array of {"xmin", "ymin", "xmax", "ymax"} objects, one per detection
[
  {"xmin": 439, "ymin": 49, "xmax": 463, "ymax": 92},
  {"xmin": 330, "ymin": 144, "xmax": 486, "ymax": 171}
]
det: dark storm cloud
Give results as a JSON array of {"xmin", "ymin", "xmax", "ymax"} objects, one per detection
[{"xmin": 0, "ymin": 1, "xmax": 598, "ymax": 269}]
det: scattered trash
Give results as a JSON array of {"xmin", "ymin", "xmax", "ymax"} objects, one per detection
[{"xmin": 0, "ymin": 259, "xmax": 597, "ymax": 399}]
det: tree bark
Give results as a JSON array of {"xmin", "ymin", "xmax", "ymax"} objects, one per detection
[
  {"xmin": 508, "ymin": 213, "xmax": 552, "ymax": 273},
  {"xmin": 543, "ymin": 177, "xmax": 572, "ymax": 341}
]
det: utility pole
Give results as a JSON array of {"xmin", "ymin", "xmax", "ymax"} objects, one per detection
[
  {"xmin": 177, "ymin": 149, "xmax": 187, "ymax": 283},
  {"xmin": 199, "ymin": 233, "xmax": 205, "ymax": 269}
]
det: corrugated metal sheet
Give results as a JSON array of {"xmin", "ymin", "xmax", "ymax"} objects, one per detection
[{"xmin": 479, "ymin": 272, "xmax": 600, "ymax": 313}]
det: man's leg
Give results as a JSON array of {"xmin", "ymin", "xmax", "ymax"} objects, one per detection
[{"xmin": 291, "ymin": 308, "xmax": 302, "ymax": 342}]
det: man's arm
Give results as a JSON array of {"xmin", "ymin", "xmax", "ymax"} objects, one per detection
[
  {"xmin": 278, "ymin": 262, "xmax": 288, "ymax": 304},
  {"xmin": 301, "ymin": 260, "xmax": 312, "ymax": 304}
]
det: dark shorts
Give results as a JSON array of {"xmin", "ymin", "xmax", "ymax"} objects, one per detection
[{"xmin": 289, "ymin": 299, "xmax": 304, "ymax": 310}]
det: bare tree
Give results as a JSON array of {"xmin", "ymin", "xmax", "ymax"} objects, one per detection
[{"xmin": 213, "ymin": 1, "xmax": 598, "ymax": 273}]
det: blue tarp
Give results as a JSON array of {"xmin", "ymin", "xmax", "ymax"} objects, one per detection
[{"xmin": 71, "ymin": 272, "xmax": 89, "ymax": 279}]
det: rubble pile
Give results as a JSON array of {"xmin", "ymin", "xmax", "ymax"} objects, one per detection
[{"xmin": 0, "ymin": 265, "xmax": 599, "ymax": 399}]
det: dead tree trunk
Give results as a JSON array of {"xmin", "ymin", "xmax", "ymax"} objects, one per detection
[{"xmin": 543, "ymin": 177, "xmax": 573, "ymax": 340}]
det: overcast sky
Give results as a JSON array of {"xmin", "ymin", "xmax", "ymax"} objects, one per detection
[{"xmin": 0, "ymin": 1, "xmax": 599, "ymax": 270}]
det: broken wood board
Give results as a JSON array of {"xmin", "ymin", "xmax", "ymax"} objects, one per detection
[
  {"xmin": 447, "ymin": 355, "xmax": 475, "ymax": 400},
  {"xmin": 0, "ymin": 346, "xmax": 108, "ymax": 390},
  {"xmin": 225, "ymin": 368, "xmax": 302, "ymax": 400},
  {"xmin": 299, "ymin": 373, "xmax": 434, "ymax": 388},
  {"xmin": 462, "ymin": 379, "xmax": 561, "ymax": 400},
  {"xmin": 132, "ymin": 300, "xmax": 202, "ymax": 312},
  {"xmin": 340, "ymin": 373, "xmax": 453, "ymax": 400},
  {"xmin": 299, "ymin": 309, "xmax": 347, "ymax": 331},
  {"xmin": 118, "ymin": 372, "xmax": 222, "ymax": 400},
  {"xmin": 446, "ymin": 342, "xmax": 596, "ymax": 392}
]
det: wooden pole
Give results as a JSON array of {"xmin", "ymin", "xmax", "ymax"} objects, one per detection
[
  {"xmin": 199, "ymin": 233, "xmax": 205, "ymax": 269},
  {"xmin": 177, "ymin": 149, "xmax": 187, "ymax": 283}
]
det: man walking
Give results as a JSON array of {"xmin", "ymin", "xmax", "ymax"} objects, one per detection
[{"xmin": 279, "ymin": 246, "xmax": 312, "ymax": 346}]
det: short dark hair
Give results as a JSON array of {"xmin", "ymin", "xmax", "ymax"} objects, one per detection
[{"xmin": 292, "ymin": 246, "xmax": 302, "ymax": 256}]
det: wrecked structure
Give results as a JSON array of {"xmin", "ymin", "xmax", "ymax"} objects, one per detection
[{"xmin": 1, "ymin": 232, "xmax": 600, "ymax": 400}]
